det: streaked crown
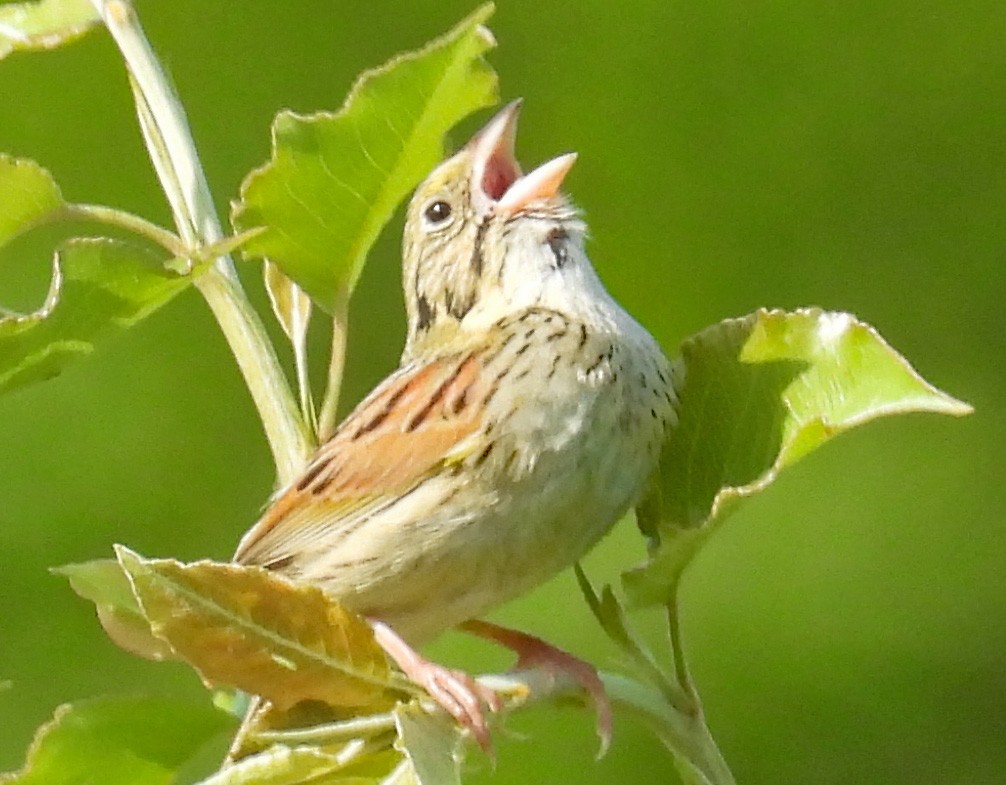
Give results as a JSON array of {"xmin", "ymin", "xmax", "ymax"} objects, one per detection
[{"xmin": 402, "ymin": 100, "xmax": 583, "ymax": 355}]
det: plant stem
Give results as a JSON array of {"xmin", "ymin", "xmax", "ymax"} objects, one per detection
[
  {"xmin": 90, "ymin": 0, "xmax": 312, "ymax": 485},
  {"xmin": 574, "ymin": 563, "xmax": 692, "ymax": 711},
  {"xmin": 65, "ymin": 203, "xmax": 185, "ymax": 256},
  {"xmin": 482, "ymin": 665, "xmax": 735, "ymax": 784},
  {"xmin": 197, "ymin": 270, "xmax": 312, "ymax": 481},
  {"xmin": 317, "ymin": 292, "xmax": 350, "ymax": 442},
  {"xmin": 253, "ymin": 712, "xmax": 398, "ymax": 745},
  {"xmin": 602, "ymin": 673, "xmax": 735, "ymax": 785},
  {"xmin": 667, "ymin": 594, "xmax": 697, "ymax": 707}
]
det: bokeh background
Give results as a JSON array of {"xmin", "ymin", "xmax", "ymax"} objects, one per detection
[{"xmin": 1, "ymin": 1, "xmax": 1002, "ymax": 783}]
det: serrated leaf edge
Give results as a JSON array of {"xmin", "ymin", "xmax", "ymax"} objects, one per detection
[
  {"xmin": 232, "ymin": 2, "xmax": 498, "ymax": 303},
  {"xmin": 0, "ymin": 0, "xmax": 100, "ymax": 60},
  {"xmin": 0, "ymin": 154, "xmax": 67, "ymax": 246}
]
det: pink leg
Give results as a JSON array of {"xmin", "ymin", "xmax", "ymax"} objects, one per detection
[
  {"xmin": 371, "ymin": 620, "xmax": 503, "ymax": 754},
  {"xmin": 459, "ymin": 619, "xmax": 613, "ymax": 756}
]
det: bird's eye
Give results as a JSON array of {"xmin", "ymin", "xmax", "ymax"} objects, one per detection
[{"xmin": 423, "ymin": 200, "xmax": 453, "ymax": 226}]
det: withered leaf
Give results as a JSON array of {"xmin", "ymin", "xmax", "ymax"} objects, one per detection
[{"xmin": 114, "ymin": 546, "xmax": 396, "ymax": 711}]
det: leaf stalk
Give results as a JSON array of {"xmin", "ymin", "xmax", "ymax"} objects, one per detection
[
  {"xmin": 65, "ymin": 203, "xmax": 185, "ymax": 256},
  {"xmin": 317, "ymin": 291, "xmax": 350, "ymax": 441}
]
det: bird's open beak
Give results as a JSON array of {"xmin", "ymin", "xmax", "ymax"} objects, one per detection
[{"xmin": 466, "ymin": 99, "xmax": 577, "ymax": 215}]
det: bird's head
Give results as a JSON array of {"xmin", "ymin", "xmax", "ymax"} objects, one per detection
[{"xmin": 402, "ymin": 100, "xmax": 588, "ymax": 352}]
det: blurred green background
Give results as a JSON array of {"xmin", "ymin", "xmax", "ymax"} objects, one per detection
[{"xmin": 1, "ymin": 1, "xmax": 1002, "ymax": 783}]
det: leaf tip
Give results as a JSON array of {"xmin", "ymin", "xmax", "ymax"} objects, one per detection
[
  {"xmin": 113, "ymin": 543, "xmax": 143, "ymax": 568},
  {"xmin": 47, "ymin": 563, "xmax": 70, "ymax": 578},
  {"xmin": 468, "ymin": 1, "xmax": 497, "ymax": 28},
  {"xmin": 932, "ymin": 394, "xmax": 974, "ymax": 418}
]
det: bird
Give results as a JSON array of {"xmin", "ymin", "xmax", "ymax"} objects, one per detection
[{"xmin": 234, "ymin": 100, "xmax": 676, "ymax": 751}]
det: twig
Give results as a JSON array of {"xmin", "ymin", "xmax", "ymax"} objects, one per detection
[{"xmin": 89, "ymin": 0, "xmax": 312, "ymax": 485}]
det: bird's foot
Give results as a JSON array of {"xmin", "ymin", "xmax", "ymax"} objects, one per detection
[
  {"xmin": 460, "ymin": 619, "xmax": 613, "ymax": 756},
  {"xmin": 371, "ymin": 620, "xmax": 503, "ymax": 754}
]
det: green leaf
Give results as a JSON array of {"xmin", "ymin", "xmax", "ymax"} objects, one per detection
[
  {"xmin": 114, "ymin": 546, "xmax": 397, "ymax": 711},
  {"xmin": 53, "ymin": 559, "xmax": 175, "ymax": 661},
  {"xmin": 0, "ymin": 696, "xmax": 234, "ymax": 785},
  {"xmin": 625, "ymin": 308, "xmax": 972, "ymax": 605},
  {"xmin": 0, "ymin": 0, "xmax": 99, "ymax": 60},
  {"xmin": 0, "ymin": 160, "xmax": 192, "ymax": 399},
  {"xmin": 232, "ymin": 3, "xmax": 498, "ymax": 312},
  {"xmin": 0, "ymin": 238, "xmax": 191, "ymax": 396},
  {"xmin": 0, "ymin": 156, "xmax": 65, "ymax": 247},
  {"xmin": 393, "ymin": 703, "xmax": 464, "ymax": 785},
  {"xmin": 53, "ymin": 559, "xmax": 143, "ymax": 617}
]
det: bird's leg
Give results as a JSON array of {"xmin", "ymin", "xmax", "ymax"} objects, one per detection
[
  {"xmin": 370, "ymin": 620, "xmax": 503, "ymax": 754},
  {"xmin": 459, "ymin": 619, "xmax": 613, "ymax": 755}
]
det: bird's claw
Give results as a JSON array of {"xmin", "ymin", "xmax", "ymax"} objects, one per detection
[
  {"xmin": 460, "ymin": 619, "xmax": 613, "ymax": 757},
  {"xmin": 371, "ymin": 620, "xmax": 503, "ymax": 755},
  {"xmin": 411, "ymin": 661, "xmax": 503, "ymax": 754}
]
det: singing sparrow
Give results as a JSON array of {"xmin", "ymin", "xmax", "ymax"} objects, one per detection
[{"xmin": 235, "ymin": 100, "xmax": 676, "ymax": 747}]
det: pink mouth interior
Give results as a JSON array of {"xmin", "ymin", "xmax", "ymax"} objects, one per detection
[{"xmin": 481, "ymin": 152, "xmax": 521, "ymax": 201}]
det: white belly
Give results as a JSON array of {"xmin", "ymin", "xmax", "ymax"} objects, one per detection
[{"xmin": 313, "ymin": 336, "xmax": 672, "ymax": 645}]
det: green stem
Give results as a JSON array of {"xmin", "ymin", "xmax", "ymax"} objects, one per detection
[
  {"xmin": 574, "ymin": 563, "xmax": 692, "ymax": 711},
  {"xmin": 602, "ymin": 673, "xmax": 735, "ymax": 785},
  {"xmin": 330, "ymin": 734, "xmax": 397, "ymax": 769},
  {"xmin": 589, "ymin": 504, "xmax": 731, "ymax": 780},
  {"xmin": 65, "ymin": 203, "xmax": 185, "ymax": 256},
  {"xmin": 195, "ymin": 271, "xmax": 313, "ymax": 482},
  {"xmin": 661, "ymin": 525, "xmax": 719, "ymax": 709},
  {"xmin": 667, "ymin": 594, "xmax": 697, "ymax": 707},
  {"xmin": 481, "ymin": 665, "xmax": 735, "ymax": 784},
  {"xmin": 90, "ymin": 0, "xmax": 311, "ymax": 485},
  {"xmin": 252, "ymin": 712, "xmax": 398, "ymax": 745},
  {"xmin": 317, "ymin": 292, "xmax": 349, "ymax": 441},
  {"xmin": 294, "ymin": 328, "xmax": 317, "ymax": 436}
]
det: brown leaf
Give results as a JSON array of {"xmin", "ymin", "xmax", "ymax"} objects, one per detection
[{"xmin": 114, "ymin": 546, "xmax": 396, "ymax": 711}]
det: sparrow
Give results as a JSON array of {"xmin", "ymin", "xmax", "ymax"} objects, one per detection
[{"xmin": 234, "ymin": 100, "xmax": 676, "ymax": 750}]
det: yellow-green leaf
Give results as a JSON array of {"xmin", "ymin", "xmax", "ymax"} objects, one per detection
[
  {"xmin": 0, "ymin": 696, "xmax": 233, "ymax": 785},
  {"xmin": 625, "ymin": 308, "xmax": 972, "ymax": 605},
  {"xmin": 0, "ymin": 156, "xmax": 64, "ymax": 247},
  {"xmin": 263, "ymin": 260, "xmax": 314, "ymax": 422},
  {"xmin": 0, "ymin": 0, "xmax": 99, "ymax": 60},
  {"xmin": 201, "ymin": 746, "xmax": 343, "ymax": 785},
  {"xmin": 53, "ymin": 559, "xmax": 174, "ymax": 661},
  {"xmin": 0, "ymin": 238, "xmax": 190, "ymax": 396},
  {"xmin": 232, "ymin": 3, "xmax": 498, "ymax": 312},
  {"xmin": 114, "ymin": 546, "xmax": 395, "ymax": 710},
  {"xmin": 393, "ymin": 703, "xmax": 464, "ymax": 785}
]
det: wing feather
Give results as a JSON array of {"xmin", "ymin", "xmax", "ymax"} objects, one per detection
[{"xmin": 234, "ymin": 350, "xmax": 487, "ymax": 567}]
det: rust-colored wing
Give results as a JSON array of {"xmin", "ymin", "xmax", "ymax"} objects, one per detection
[{"xmin": 234, "ymin": 349, "xmax": 487, "ymax": 568}]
